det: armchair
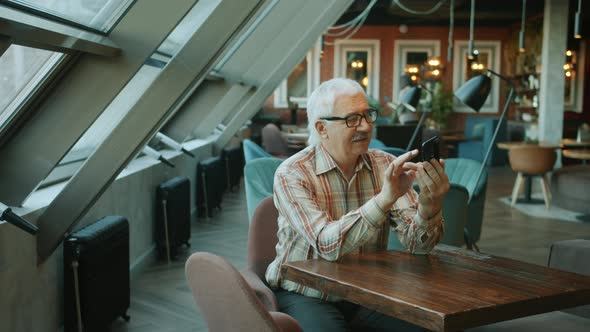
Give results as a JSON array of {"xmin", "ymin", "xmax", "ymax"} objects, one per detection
[
  {"xmin": 186, "ymin": 252, "xmax": 302, "ymax": 332},
  {"xmin": 458, "ymin": 116, "xmax": 507, "ymax": 166},
  {"xmin": 244, "ymin": 157, "xmax": 283, "ymax": 221},
  {"xmin": 244, "ymin": 138, "xmax": 272, "ymax": 163}
]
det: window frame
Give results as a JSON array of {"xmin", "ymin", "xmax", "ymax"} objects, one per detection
[
  {"xmin": 452, "ymin": 40, "xmax": 501, "ymax": 113},
  {"xmin": 273, "ymin": 38, "xmax": 321, "ymax": 108},
  {"xmin": 333, "ymin": 38, "xmax": 380, "ymax": 100},
  {"xmin": 392, "ymin": 39, "xmax": 440, "ymax": 104}
]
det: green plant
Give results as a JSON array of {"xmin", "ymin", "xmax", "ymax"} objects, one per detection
[
  {"xmin": 366, "ymin": 95, "xmax": 382, "ymax": 113},
  {"xmin": 429, "ymin": 82, "xmax": 454, "ymax": 128}
]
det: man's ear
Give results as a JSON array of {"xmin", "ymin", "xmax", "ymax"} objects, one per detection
[{"xmin": 315, "ymin": 120, "xmax": 328, "ymax": 139}]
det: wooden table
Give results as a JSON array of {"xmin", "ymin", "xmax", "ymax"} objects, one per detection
[
  {"xmin": 281, "ymin": 245, "xmax": 590, "ymax": 332},
  {"xmin": 496, "ymin": 141, "xmax": 561, "ymax": 150},
  {"xmin": 561, "ymin": 138, "xmax": 590, "ymax": 148},
  {"xmin": 563, "ymin": 149, "xmax": 590, "ymax": 164}
]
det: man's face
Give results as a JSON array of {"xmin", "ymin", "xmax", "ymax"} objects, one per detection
[{"xmin": 320, "ymin": 92, "xmax": 373, "ymax": 161}]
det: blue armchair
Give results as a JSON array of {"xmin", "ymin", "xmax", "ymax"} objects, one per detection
[
  {"xmin": 244, "ymin": 157, "xmax": 283, "ymax": 221},
  {"xmin": 368, "ymin": 138, "xmax": 387, "ymax": 149},
  {"xmin": 243, "ymin": 139, "xmax": 272, "ymax": 163},
  {"xmin": 388, "ymin": 183, "xmax": 468, "ymax": 251},
  {"xmin": 458, "ymin": 116, "xmax": 507, "ymax": 166},
  {"xmin": 379, "ymin": 146, "xmax": 407, "ymax": 156}
]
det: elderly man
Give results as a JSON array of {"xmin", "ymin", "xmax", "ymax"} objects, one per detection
[{"xmin": 266, "ymin": 78, "xmax": 449, "ymax": 331}]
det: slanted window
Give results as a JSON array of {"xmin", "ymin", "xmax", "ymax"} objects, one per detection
[
  {"xmin": 0, "ymin": 44, "xmax": 64, "ymax": 136},
  {"xmin": 5, "ymin": 0, "xmax": 135, "ymax": 32}
]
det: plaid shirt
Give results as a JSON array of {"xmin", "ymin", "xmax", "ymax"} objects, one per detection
[{"xmin": 265, "ymin": 144, "xmax": 444, "ymax": 300}]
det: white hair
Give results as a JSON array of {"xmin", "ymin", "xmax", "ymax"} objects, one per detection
[{"xmin": 306, "ymin": 78, "xmax": 366, "ymax": 145}]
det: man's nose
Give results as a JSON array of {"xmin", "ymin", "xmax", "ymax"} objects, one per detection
[{"xmin": 357, "ymin": 115, "xmax": 372, "ymax": 131}]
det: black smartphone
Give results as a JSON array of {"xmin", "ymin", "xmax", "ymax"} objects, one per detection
[{"xmin": 421, "ymin": 136, "xmax": 440, "ymax": 162}]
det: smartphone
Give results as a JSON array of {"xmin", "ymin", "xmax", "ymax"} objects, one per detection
[{"xmin": 421, "ymin": 136, "xmax": 440, "ymax": 162}]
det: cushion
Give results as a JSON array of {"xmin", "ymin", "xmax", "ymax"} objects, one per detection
[{"xmin": 470, "ymin": 122, "xmax": 486, "ymax": 140}]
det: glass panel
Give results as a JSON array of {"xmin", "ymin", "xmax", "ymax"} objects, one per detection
[
  {"xmin": 345, "ymin": 51, "xmax": 368, "ymax": 90},
  {"xmin": 465, "ymin": 51, "xmax": 489, "ymax": 80},
  {"xmin": 287, "ymin": 57, "xmax": 308, "ymax": 99},
  {"xmin": 7, "ymin": 0, "xmax": 135, "ymax": 32},
  {"xmin": 38, "ymin": 62, "xmax": 161, "ymax": 188},
  {"xmin": 0, "ymin": 44, "xmax": 63, "ymax": 133}
]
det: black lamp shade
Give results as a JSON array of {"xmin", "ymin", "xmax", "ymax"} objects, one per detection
[
  {"xmin": 399, "ymin": 85, "xmax": 422, "ymax": 110},
  {"xmin": 454, "ymin": 74, "xmax": 492, "ymax": 112}
]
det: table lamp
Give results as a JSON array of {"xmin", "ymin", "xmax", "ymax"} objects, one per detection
[
  {"xmin": 385, "ymin": 86, "xmax": 422, "ymax": 151},
  {"xmin": 454, "ymin": 69, "xmax": 514, "ymax": 203}
]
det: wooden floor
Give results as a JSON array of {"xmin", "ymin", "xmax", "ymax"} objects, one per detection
[{"xmin": 111, "ymin": 166, "xmax": 590, "ymax": 332}]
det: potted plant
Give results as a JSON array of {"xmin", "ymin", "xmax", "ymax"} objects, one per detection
[{"xmin": 429, "ymin": 82, "xmax": 454, "ymax": 130}]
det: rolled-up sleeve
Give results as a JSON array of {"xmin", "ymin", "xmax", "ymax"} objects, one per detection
[{"xmin": 389, "ymin": 188, "xmax": 444, "ymax": 254}]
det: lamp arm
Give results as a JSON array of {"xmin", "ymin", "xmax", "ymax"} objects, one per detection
[
  {"xmin": 468, "ymin": 84, "xmax": 514, "ymax": 204},
  {"xmin": 406, "ymin": 110, "xmax": 428, "ymax": 151},
  {"xmin": 406, "ymin": 83, "xmax": 433, "ymax": 151}
]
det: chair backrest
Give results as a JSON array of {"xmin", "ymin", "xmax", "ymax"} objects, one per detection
[
  {"xmin": 244, "ymin": 138, "xmax": 272, "ymax": 163},
  {"xmin": 379, "ymin": 146, "xmax": 407, "ymax": 157},
  {"xmin": 262, "ymin": 123, "xmax": 289, "ymax": 156},
  {"xmin": 185, "ymin": 252, "xmax": 279, "ymax": 332},
  {"xmin": 444, "ymin": 158, "xmax": 487, "ymax": 198},
  {"xmin": 244, "ymin": 157, "xmax": 283, "ymax": 221},
  {"xmin": 508, "ymin": 145, "xmax": 557, "ymax": 175},
  {"xmin": 368, "ymin": 138, "xmax": 387, "ymax": 149},
  {"xmin": 248, "ymin": 196, "xmax": 279, "ymax": 280}
]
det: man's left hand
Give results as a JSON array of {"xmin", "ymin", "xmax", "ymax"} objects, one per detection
[{"xmin": 415, "ymin": 159, "xmax": 450, "ymax": 219}]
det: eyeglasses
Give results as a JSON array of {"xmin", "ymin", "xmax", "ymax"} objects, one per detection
[{"xmin": 320, "ymin": 109, "xmax": 378, "ymax": 128}]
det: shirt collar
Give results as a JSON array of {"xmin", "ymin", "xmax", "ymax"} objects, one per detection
[{"xmin": 314, "ymin": 144, "xmax": 373, "ymax": 175}]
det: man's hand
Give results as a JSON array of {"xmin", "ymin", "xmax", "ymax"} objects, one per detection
[
  {"xmin": 416, "ymin": 158, "xmax": 450, "ymax": 219},
  {"xmin": 376, "ymin": 149, "xmax": 420, "ymax": 211}
]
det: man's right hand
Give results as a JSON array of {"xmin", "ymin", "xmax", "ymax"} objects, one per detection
[{"xmin": 376, "ymin": 149, "xmax": 420, "ymax": 211}]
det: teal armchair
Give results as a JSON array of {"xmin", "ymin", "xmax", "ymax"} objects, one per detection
[
  {"xmin": 244, "ymin": 157, "xmax": 283, "ymax": 222},
  {"xmin": 244, "ymin": 139, "xmax": 272, "ymax": 163},
  {"xmin": 458, "ymin": 116, "xmax": 507, "ymax": 166},
  {"xmin": 388, "ymin": 183, "xmax": 468, "ymax": 251}
]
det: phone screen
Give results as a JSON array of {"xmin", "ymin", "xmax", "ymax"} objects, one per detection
[{"xmin": 421, "ymin": 136, "xmax": 440, "ymax": 162}]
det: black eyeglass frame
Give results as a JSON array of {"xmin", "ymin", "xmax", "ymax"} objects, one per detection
[{"xmin": 320, "ymin": 109, "xmax": 378, "ymax": 128}]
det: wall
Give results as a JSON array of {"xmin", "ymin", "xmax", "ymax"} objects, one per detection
[
  {"xmin": 264, "ymin": 24, "xmax": 514, "ymax": 130},
  {"xmin": 0, "ymin": 140, "xmax": 214, "ymax": 332}
]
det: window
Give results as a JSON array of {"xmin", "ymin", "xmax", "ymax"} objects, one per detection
[
  {"xmin": 274, "ymin": 38, "xmax": 321, "ymax": 108},
  {"xmin": 392, "ymin": 40, "xmax": 440, "ymax": 105},
  {"xmin": 5, "ymin": 0, "xmax": 135, "ymax": 32},
  {"xmin": 334, "ymin": 39, "xmax": 380, "ymax": 99},
  {"xmin": 0, "ymin": 44, "xmax": 64, "ymax": 135},
  {"xmin": 453, "ymin": 40, "xmax": 501, "ymax": 113}
]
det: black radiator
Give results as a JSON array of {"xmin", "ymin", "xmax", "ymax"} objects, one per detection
[
  {"xmin": 196, "ymin": 156, "xmax": 227, "ymax": 217},
  {"xmin": 156, "ymin": 176, "xmax": 191, "ymax": 261},
  {"xmin": 64, "ymin": 215, "xmax": 130, "ymax": 332}
]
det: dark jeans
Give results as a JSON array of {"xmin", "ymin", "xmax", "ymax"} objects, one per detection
[{"xmin": 275, "ymin": 290, "xmax": 429, "ymax": 332}]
